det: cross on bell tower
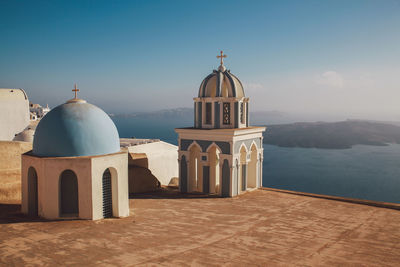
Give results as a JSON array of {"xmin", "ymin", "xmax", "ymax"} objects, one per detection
[
  {"xmin": 217, "ymin": 51, "xmax": 227, "ymax": 66},
  {"xmin": 72, "ymin": 83, "xmax": 80, "ymax": 99}
]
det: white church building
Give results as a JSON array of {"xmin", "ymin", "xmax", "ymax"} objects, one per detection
[
  {"xmin": 176, "ymin": 52, "xmax": 265, "ymax": 197},
  {"xmin": 21, "ymin": 89, "xmax": 129, "ymax": 220},
  {"xmin": 18, "ymin": 52, "xmax": 264, "ymax": 221}
]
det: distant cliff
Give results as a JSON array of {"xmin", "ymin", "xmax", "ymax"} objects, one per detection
[
  {"xmin": 263, "ymin": 120, "xmax": 400, "ymax": 149},
  {"xmin": 111, "ymin": 108, "xmax": 290, "ymax": 123},
  {"xmin": 111, "ymin": 107, "xmax": 193, "ymax": 119}
]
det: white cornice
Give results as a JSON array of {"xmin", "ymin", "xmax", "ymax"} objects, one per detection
[{"xmin": 175, "ymin": 127, "xmax": 265, "ymax": 142}]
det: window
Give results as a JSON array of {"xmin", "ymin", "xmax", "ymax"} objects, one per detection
[
  {"xmin": 205, "ymin": 102, "xmax": 212, "ymax": 124},
  {"xmin": 240, "ymin": 102, "xmax": 245, "ymax": 124},
  {"xmin": 223, "ymin": 103, "xmax": 230, "ymax": 125}
]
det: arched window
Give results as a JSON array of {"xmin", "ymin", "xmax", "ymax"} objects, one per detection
[
  {"xmin": 102, "ymin": 168, "xmax": 113, "ymax": 218},
  {"xmin": 27, "ymin": 167, "xmax": 38, "ymax": 216},
  {"xmin": 60, "ymin": 170, "xmax": 79, "ymax": 217}
]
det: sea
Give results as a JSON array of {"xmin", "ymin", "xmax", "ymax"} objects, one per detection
[{"xmin": 112, "ymin": 116, "xmax": 400, "ymax": 204}]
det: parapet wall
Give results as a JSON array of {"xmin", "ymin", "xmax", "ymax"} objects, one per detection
[
  {"xmin": 124, "ymin": 140, "xmax": 178, "ymax": 186},
  {"xmin": 261, "ymin": 187, "xmax": 400, "ymax": 211},
  {"xmin": 0, "ymin": 141, "xmax": 32, "ymax": 202},
  {"xmin": 0, "ymin": 141, "xmax": 32, "ymax": 172}
]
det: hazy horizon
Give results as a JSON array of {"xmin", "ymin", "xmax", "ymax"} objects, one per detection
[{"xmin": 1, "ymin": 0, "xmax": 399, "ymax": 121}]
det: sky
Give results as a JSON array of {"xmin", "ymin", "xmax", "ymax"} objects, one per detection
[{"xmin": 1, "ymin": 0, "xmax": 400, "ymax": 121}]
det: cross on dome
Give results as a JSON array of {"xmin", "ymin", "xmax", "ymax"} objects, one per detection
[
  {"xmin": 67, "ymin": 83, "xmax": 86, "ymax": 103},
  {"xmin": 217, "ymin": 51, "xmax": 227, "ymax": 66},
  {"xmin": 72, "ymin": 83, "xmax": 80, "ymax": 99}
]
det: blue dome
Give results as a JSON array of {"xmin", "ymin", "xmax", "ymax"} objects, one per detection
[{"xmin": 33, "ymin": 99, "xmax": 120, "ymax": 157}]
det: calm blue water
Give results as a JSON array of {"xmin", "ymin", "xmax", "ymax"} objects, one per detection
[
  {"xmin": 112, "ymin": 117, "xmax": 400, "ymax": 204},
  {"xmin": 263, "ymin": 144, "xmax": 400, "ymax": 203},
  {"xmin": 112, "ymin": 116, "xmax": 189, "ymax": 144}
]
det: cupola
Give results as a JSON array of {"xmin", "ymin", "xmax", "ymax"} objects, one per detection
[
  {"xmin": 198, "ymin": 67, "xmax": 244, "ymax": 98},
  {"xmin": 194, "ymin": 51, "xmax": 249, "ymax": 129}
]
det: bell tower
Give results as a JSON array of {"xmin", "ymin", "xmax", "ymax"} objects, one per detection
[{"xmin": 176, "ymin": 52, "xmax": 265, "ymax": 197}]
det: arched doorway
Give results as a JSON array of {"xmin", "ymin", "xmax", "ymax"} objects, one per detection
[
  {"xmin": 189, "ymin": 144, "xmax": 202, "ymax": 192},
  {"xmin": 239, "ymin": 145, "xmax": 247, "ymax": 192},
  {"xmin": 248, "ymin": 144, "xmax": 258, "ymax": 188},
  {"xmin": 221, "ymin": 159, "xmax": 230, "ymax": 197},
  {"xmin": 208, "ymin": 145, "xmax": 221, "ymax": 194},
  {"xmin": 60, "ymin": 170, "xmax": 79, "ymax": 217},
  {"xmin": 180, "ymin": 155, "xmax": 188, "ymax": 193},
  {"xmin": 27, "ymin": 167, "xmax": 38, "ymax": 216},
  {"xmin": 102, "ymin": 169, "xmax": 113, "ymax": 218}
]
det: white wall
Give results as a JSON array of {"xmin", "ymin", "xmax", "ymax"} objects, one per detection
[
  {"xmin": 21, "ymin": 151, "xmax": 129, "ymax": 220},
  {"xmin": 21, "ymin": 155, "xmax": 92, "ymax": 220},
  {"xmin": 0, "ymin": 89, "xmax": 30, "ymax": 141},
  {"xmin": 127, "ymin": 141, "xmax": 178, "ymax": 185},
  {"xmin": 91, "ymin": 152, "xmax": 129, "ymax": 220}
]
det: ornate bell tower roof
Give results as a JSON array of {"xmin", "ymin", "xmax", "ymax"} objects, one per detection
[
  {"xmin": 198, "ymin": 51, "xmax": 245, "ymax": 98},
  {"xmin": 193, "ymin": 52, "xmax": 249, "ymax": 129}
]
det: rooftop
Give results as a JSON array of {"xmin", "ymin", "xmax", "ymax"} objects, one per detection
[
  {"xmin": 0, "ymin": 88, "xmax": 28, "ymax": 100},
  {"xmin": 0, "ymin": 189, "xmax": 399, "ymax": 265}
]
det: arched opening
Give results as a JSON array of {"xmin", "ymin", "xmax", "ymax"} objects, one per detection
[
  {"xmin": 208, "ymin": 145, "xmax": 221, "ymax": 194},
  {"xmin": 239, "ymin": 145, "xmax": 247, "ymax": 192},
  {"xmin": 234, "ymin": 159, "xmax": 239, "ymax": 196},
  {"xmin": 189, "ymin": 144, "xmax": 202, "ymax": 192},
  {"xmin": 248, "ymin": 144, "xmax": 258, "ymax": 188},
  {"xmin": 259, "ymin": 153, "xmax": 263, "ymax": 187},
  {"xmin": 221, "ymin": 159, "xmax": 230, "ymax": 197},
  {"xmin": 205, "ymin": 102, "xmax": 212, "ymax": 125},
  {"xmin": 59, "ymin": 170, "xmax": 79, "ymax": 217},
  {"xmin": 180, "ymin": 155, "xmax": 188, "ymax": 193},
  {"xmin": 102, "ymin": 168, "xmax": 113, "ymax": 218},
  {"xmin": 27, "ymin": 167, "xmax": 38, "ymax": 216}
]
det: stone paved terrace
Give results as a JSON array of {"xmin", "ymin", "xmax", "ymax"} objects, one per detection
[{"xmin": 1, "ymin": 188, "xmax": 400, "ymax": 266}]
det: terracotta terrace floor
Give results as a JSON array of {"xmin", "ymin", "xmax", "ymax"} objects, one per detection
[{"xmin": 1, "ymin": 188, "xmax": 400, "ymax": 266}]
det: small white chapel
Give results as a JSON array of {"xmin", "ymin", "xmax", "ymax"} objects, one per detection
[{"xmin": 21, "ymin": 86, "xmax": 129, "ymax": 220}]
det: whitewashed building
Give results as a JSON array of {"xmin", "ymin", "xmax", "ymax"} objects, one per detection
[
  {"xmin": 175, "ymin": 52, "xmax": 265, "ymax": 197},
  {"xmin": 0, "ymin": 88, "xmax": 30, "ymax": 141},
  {"xmin": 30, "ymin": 103, "xmax": 50, "ymax": 119}
]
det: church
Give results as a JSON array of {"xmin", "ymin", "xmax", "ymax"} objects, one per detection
[
  {"xmin": 176, "ymin": 52, "xmax": 265, "ymax": 197},
  {"xmin": 21, "ymin": 87, "xmax": 129, "ymax": 220},
  {"xmin": 17, "ymin": 52, "xmax": 265, "ymax": 220}
]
